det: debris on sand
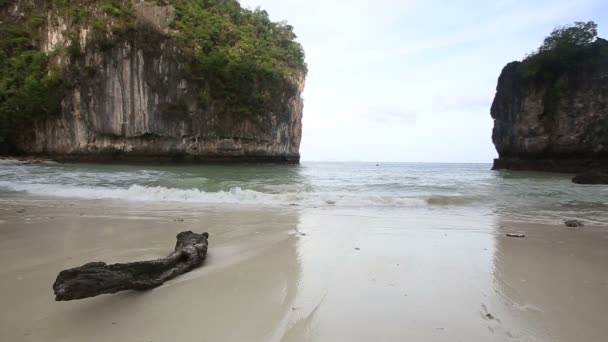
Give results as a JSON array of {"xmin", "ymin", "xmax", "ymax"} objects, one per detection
[
  {"xmin": 53, "ymin": 231, "xmax": 209, "ymax": 301},
  {"xmin": 506, "ymin": 233, "xmax": 525, "ymax": 238}
]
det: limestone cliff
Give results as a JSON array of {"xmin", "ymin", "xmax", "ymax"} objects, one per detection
[
  {"xmin": 0, "ymin": 0, "xmax": 306, "ymax": 163},
  {"xmin": 491, "ymin": 38, "xmax": 608, "ymax": 172}
]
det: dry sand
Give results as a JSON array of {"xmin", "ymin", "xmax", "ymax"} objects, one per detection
[{"xmin": 0, "ymin": 198, "xmax": 607, "ymax": 341}]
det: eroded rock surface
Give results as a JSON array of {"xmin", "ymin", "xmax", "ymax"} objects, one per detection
[
  {"xmin": 491, "ymin": 38, "xmax": 608, "ymax": 172},
  {"xmin": 2, "ymin": 0, "xmax": 305, "ymax": 163}
]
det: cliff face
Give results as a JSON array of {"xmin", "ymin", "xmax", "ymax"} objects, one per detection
[
  {"xmin": 1, "ymin": 0, "xmax": 305, "ymax": 163},
  {"xmin": 491, "ymin": 38, "xmax": 608, "ymax": 172}
]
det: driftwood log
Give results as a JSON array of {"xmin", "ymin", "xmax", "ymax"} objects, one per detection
[{"xmin": 53, "ymin": 231, "xmax": 209, "ymax": 301}]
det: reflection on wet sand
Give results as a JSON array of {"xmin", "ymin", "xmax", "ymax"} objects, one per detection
[
  {"xmin": 283, "ymin": 208, "xmax": 505, "ymax": 341},
  {"xmin": 0, "ymin": 201, "xmax": 302, "ymax": 342},
  {"xmin": 492, "ymin": 219, "xmax": 608, "ymax": 342}
]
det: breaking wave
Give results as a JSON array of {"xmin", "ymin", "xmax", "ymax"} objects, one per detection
[
  {"xmin": 2, "ymin": 161, "xmax": 608, "ymax": 223},
  {"xmin": 0, "ymin": 180, "xmax": 486, "ymax": 209},
  {"xmin": 0, "ymin": 182, "xmax": 284, "ymax": 205}
]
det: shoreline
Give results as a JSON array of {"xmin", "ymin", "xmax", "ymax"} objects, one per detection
[
  {"xmin": 0, "ymin": 154, "xmax": 301, "ymax": 165},
  {"xmin": 492, "ymin": 157, "xmax": 608, "ymax": 173}
]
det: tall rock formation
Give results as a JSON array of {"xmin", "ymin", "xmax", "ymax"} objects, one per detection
[
  {"xmin": 0, "ymin": 0, "xmax": 306, "ymax": 163},
  {"xmin": 491, "ymin": 38, "xmax": 608, "ymax": 172}
]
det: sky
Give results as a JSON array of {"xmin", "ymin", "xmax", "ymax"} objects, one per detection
[{"xmin": 239, "ymin": 0, "xmax": 608, "ymax": 162}]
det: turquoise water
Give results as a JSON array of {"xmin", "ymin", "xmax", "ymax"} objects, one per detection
[{"xmin": 0, "ymin": 161, "xmax": 607, "ymax": 224}]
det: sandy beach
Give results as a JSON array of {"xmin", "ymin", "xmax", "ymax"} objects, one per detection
[{"xmin": 1, "ymin": 197, "xmax": 607, "ymax": 342}]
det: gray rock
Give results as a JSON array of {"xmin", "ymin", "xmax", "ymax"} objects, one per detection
[
  {"xmin": 565, "ymin": 220, "xmax": 584, "ymax": 228},
  {"xmin": 572, "ymin": 171, "xmax": 608, "ymax": 184}
]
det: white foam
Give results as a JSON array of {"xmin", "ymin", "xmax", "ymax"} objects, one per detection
[
  {"xmin": 0, "ymin": 182, "xmax": 283, "ymax": 205},
  {"xmin": 0, "ymin": 158, "xmax": 58, "ymax": 166},
  {"xmin": 0, "ymin": 181, "xmax": 437, "ymax": 208}
]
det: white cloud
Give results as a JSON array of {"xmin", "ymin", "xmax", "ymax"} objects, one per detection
[{"xmin": 240, "ymin": 0, "xmax": 608, "ymax": 162}]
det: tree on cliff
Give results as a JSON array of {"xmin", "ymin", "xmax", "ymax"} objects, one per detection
[
  {"xmin": 522, "ymin": 21, "xmax": 599, "ymax": 82},
  {"xmin": 0, "ymin": 24, "xmax": 63, "ymax": 151},
  {"xmin": 538, "ymin": 21, "xmax": 597, "ymax": 53}
]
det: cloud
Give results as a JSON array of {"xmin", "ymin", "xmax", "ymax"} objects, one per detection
[
  {"xmin": 239, "ymin": 0, "xmax": 608, "ymax": 162},
  {"xmin": 367, "ymin": 108, "xmax": 418, "ymax": 124},
  {"xmin": 432, "ymin": 94, "xmax": 494, "ymax": 112}
]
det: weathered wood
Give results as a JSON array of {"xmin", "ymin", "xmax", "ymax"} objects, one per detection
[
  {"xmin": 506, "ymin": 233, "xmax": 525, "ymax": 238},
  {"xmin": 53, "ymin": 231, "xmax": 209, "ymax": 301}
]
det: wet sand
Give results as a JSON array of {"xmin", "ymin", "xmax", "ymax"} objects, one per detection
[{"xmin": 0, "ymin": 198, "xmax": 607, "ymax": 341}]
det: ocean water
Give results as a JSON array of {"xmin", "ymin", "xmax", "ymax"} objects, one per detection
[{"xmin": 0, "ymin": 160, "xmax": 607, "ymax": 224}]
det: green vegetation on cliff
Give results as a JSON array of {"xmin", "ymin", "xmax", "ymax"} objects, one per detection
[
  {"xmin": 173, "ymin": 0, "xmax": 306, "ymax": 76},
  {"xmin": 0, "ymin": 0, "xmax": 306, "ymax": 150},
  {"xmin": 521, "ymin": 21, "xmax": 598, "ymax": 82},
  {"xmin": 0, "ymin": 0, "xmax": 135, "ymax": 149},
  {"xmin": 171, "ymin": 0, "xmax": 306, "ymax": 116},
  {"xmin": 517, "ymin": 21, "xmax": 605, "ymax": 116},
  {"xmin": 0, "ymin": 22, "xmax": 63, "ymax": 148}
]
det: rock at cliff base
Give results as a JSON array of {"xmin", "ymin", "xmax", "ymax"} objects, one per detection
[
  {"xmin": 52, "ymin": 231, "xmax": 208, "ymax": 301},
  {"xmin": 572, "ymin": 171, "xmax": 608, "ymax": 184}
]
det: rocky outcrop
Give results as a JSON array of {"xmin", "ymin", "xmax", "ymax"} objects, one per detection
[
  {"xmin": 2, "ymin": 0, "xmax": 305, "ymax": 163},
  {"xmin": 572, "ymin": 171, "xmax": 608, "ymax": 184},
  {"xmin": 491, "ymin": 38, "xmax": 608, "ymax": 172}
]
